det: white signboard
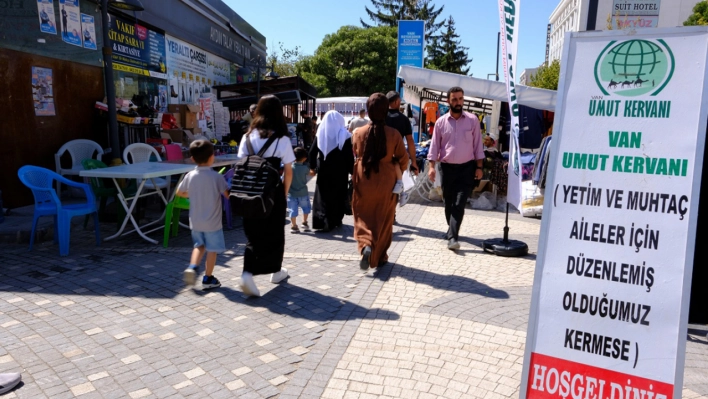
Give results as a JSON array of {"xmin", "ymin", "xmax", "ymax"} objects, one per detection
[
  {"xmin": 165, "ymin": 34, "xmax": 231, "ymax": 104},
  {"xmin": 521, "ymin": 27, "xmax": 708, "ymax": 399},
  {"xmin": 612, "ymin": 0, "xmax": 661, "ymax": 29}
]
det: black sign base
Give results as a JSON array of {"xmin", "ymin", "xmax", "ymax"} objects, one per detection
[
  {"xmin": 482, "ymin": 238, "xmax": 528, "ymax": 257},
  {"xmin": 482, "ymin": 202, "xmax": 529, "ymax": 257}
]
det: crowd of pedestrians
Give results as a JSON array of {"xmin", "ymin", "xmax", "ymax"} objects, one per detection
[{"xmin": 178, "ymin": 86, "xmax": 484, "ymax": 297}]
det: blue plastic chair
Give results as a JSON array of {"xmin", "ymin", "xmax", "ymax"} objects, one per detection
[{"xmin": 18, "ymin": 165, "xmax": 100, "ymax": 256}]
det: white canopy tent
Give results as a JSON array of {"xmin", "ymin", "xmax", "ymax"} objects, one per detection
[
  {"xmin": 398, "ymin": 66, "xmax": 557, "ymax": 112},
  {"xmin": 315, "ymin": 97, "xmax": 370, "ymax": 119}
]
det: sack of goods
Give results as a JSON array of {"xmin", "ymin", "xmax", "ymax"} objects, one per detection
[{"xmin": 229, "ymin": 136, "xmax": 281, "ymax": 218}]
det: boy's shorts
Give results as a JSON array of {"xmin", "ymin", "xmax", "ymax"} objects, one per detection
[
  {"xmin": 287, "ymin": 195, "xmax": 311, "ymax": 218},
  {"xmin": 191, "ymin": 229, "xmax": 226, "ymax": 253}
]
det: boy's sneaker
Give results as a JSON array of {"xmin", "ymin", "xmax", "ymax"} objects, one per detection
[
  {"xmin": 240, "ymin": 272, "xmax": 260, "ymax": 297},
  {"xmin": 183, "ymin": 265, "xmax": 199, "ymax": 286},
  {"xmin": 301, "ymin": 222, "xmax": 311, "ymax": 232},
  {"xmin": 202, "ymin": 275, "xmax": 221, "ymax": 290},
  {"xmin": 392, "ymin": 180, "xmax": 404, "ymax": 194},
  {"xmin": 399, "ymin": 191, "xmax": 410, "ymax": 207},
  {"xmin": 290, "ymin": 225, "xmax": 300, "ymax": 234},
  {"xmin": 270, "ymin": 267, "xmax": 288, "ymax": 284}
]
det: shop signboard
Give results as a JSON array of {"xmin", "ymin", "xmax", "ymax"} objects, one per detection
[
  {"xmin": 165, "ymin": 34, "xmax": 231, "ymax": 104},
  {"xmin": 37, "ymin": 0, "xmax": 57, "ymax": 35},
  {"xmin": 611, "ymin": 0, "xmax": 661, "ymax": 29},
  {"xmin": 520, "ymin": 27, "xmax": 708, "ymax": 399},
  {"xmin": 396, "ymin": 20, "xmax": 424, "ymax": 93},
  {"xmin": 108, "ymin": 14, "xmax": 167, "ymax": 79},
  {"xmin": 59, "ymin": 0, "xmax": 81, "ymax": 47},
  {"xmin": 80, "ymin": 13, "xmax": 96, "ymax": 50}
]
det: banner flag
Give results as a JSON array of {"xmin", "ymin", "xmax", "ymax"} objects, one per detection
[{"xmin": 498, "ymin": 0, "xmax": 523, "ymax": 212}]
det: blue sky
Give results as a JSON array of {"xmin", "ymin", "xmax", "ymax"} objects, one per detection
[{"xmin": 228, "ymin": 0, "xmax": 560, "ymax": 81}]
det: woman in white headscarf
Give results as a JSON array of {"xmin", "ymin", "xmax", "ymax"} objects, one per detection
[{"xmin": 308, "ymin": 110, "xmax": 354, "ymax": 232}]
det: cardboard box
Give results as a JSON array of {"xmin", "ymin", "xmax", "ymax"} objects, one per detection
[
  {"xmin": 172, "ymin": 113, "xmax": 182, "ymax": 128},
  {"xmin": 184, "ymin": 104, "xmax": 202, "ymax": 129},
  {"xmin": 473, "ymin": 180, "xmax": 491, "ymax": 193},
  {"xmin": 117, "ymin": 114, "xmax": 140, "ymax": 124},
  {"xmin": 168, "ymin": 104, "xmax": 183, "ymax": 113},
  {"xmin": 163, "ymin": 129, "xmax": 186, "ymax": 144}
]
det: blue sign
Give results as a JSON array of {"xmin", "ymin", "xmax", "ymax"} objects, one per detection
[{"xmin": 396, "ymin": 20, "xmax": 425, "ymax": 92}]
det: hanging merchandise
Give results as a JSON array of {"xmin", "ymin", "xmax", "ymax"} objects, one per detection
[
  {"xmin": 423, "ymin": 101, "xmax": 439, "ymax": 123},
  {"xmin": 37, "ymin": 0, "xmax": 57, "ymax": 35},
  {"xmin": 59, "ymin": 0, "xmax": 81, "ymax": 47}
]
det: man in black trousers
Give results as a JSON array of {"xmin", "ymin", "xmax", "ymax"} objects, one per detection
[{"xmin": 427, "ymin": 87, "xmax": 485, "ymax": 250}]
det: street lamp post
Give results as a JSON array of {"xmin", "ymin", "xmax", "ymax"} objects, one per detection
[{"xmin": 99, "ymin": 0, "xmax": 144, "ymax": 161}]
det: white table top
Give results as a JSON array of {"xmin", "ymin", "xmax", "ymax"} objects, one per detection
[{"xmin": 79, "ymin": 156, "xmax": 240, "ymax": 179}]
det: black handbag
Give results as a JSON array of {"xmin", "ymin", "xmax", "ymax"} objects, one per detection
[{"xmin": 344, "ymin": 177, "xmax": 353, "ymax": 215}]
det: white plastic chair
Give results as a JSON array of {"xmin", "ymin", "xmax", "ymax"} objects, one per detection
[
  {"xmin": 123, "ymin": 143, "xmax": 170, "ymax": 192},
  {"xmin": 412, "ymin": 160, "xmax": 435, "ymax": 202},
  {"xmin": 55, "ymin": 139, "xmax": 104, "ymax": 196}
]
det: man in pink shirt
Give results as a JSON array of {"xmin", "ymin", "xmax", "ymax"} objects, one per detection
[{"xmin": 427, "ymin": 86, "xmax": 485, "ymax": 250}]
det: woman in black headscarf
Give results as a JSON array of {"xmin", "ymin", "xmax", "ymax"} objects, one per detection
[{"xmin": 351, "ymin": 93, "xmax": 409, "ymax": 270}]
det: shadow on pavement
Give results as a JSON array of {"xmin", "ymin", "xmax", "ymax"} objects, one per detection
[
  {"xmin": 371, "ymin": 263, "xmax": 510, "ymax": 299},
  {"xmin": 193, "ymin": 282, "xmax": 401, "ymax": 322}
]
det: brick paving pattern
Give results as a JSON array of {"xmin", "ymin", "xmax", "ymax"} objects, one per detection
[{"xmin": 0, "ymin": 179, "xmax": 706, "ymax": 398}]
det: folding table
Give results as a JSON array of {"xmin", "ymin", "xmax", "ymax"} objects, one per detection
[{"xmin": 80, "ymin": 156, "xmax": 239, "ymax": 244}]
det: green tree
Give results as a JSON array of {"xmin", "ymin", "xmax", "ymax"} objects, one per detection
[
  {"xmin": 361, "ymin": 0, "xmax": 445, "ymax": 38},
  {"xmin": 266, "ymin": 42, "xmax": 304, "ymax": 77},
  {"xmin": 528, "ymin": 59, "xmax": 561, "ymax": 91},
  {"xmin": 424, "ymin": 16, "xmax": 470, "ymax": 75},
  {"xmin": 684, "ymin": 0, "xmax": 708, "ymax": 26},
  {"xmin": 296, "ymin": 26, "xmax": 398, "ymax": 97}
]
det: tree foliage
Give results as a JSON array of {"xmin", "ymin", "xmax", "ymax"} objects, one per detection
[
  {"xmin": 266, "ymin": 42, "xmax": 304, "ymax": 77},
  {"xmin": 528, "ymin": 59, "xmax": 560, "ymax": 91},
  {"xmin": 296, "ymin": 26, "xmax": 398, "ymax": 97},
  {"xmin": 684, "ymin": 0, "xmax": 708, "ymax": 26},
  {"xmin": 361, "ymin": 0, "xmax": 445, "ymax": 38},
  {"xmin": 424, "ymin": 16, "xmax": 470, "ymax": 75}
]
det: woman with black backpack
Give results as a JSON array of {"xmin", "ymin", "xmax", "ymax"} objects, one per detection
[{"xmin": 236, "ymin": 95, "xmax": 296, "ymax": 297}]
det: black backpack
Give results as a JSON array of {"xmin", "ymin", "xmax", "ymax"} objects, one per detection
[{"xmin": 230, "ymin": 135, "xmax": 281, "ymax": 219}]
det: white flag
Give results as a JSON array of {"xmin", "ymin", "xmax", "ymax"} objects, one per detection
[{"xmin": 498, "ymin": 0, "xmax": 523, "ymax": 212}]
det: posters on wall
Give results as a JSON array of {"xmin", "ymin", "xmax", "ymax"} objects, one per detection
[
  {"xmin": 37, "ymin": 0, "xmax": 57, "ymax": 35},
  {"xmin": 165, "ymin": 34, "xmax": 232, "ymax": 105},
  {"xmin": 59, "ymin": 0, "xmax": 81, "ymax": 47},
  {"xmin": 612, "ymin": 0, "xmax": 661, "ymax": 29},
  {"xmin": 158, "ymin": 85, "xmax": 167, "ymax": 113},
  {"xmin": 520, "ymin": 28, "xmax": 708, "ymax": 399},
  {"xmin": 108, "ymin": 14, "xmax": 167, "ymax": 79},
  {"xmin": 32, "ymin": 67, "xmax": 56, "ymax": 116},
  {"xmin": 80, "ymin": 14, "xmax": 96, "ymax": 50}
]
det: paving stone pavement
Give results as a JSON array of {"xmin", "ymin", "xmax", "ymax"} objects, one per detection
[{"xmin": 0, "ymin": 179, "xmax": 706, "ymax": 398}]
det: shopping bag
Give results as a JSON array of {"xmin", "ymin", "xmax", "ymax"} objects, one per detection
[{"xmin": 402, "ymin": 169, "xmax": 415, "ymax": 192}]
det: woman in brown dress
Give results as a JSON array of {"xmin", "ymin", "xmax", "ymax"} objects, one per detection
[{"xmin": 352, "ymin": 93, "xmax": 409, "ymax": 270}]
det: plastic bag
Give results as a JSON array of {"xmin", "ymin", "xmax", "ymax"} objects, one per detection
[
  {"xmin": 402, "ymin": 169, "xmax": 415, "ymax": 191},
  {"xmin": 428, "ymin": 186, "xmax": 443, "ymax": 202},
  {"xmin": 472, "ymin": 191, "xmax": 497, "ymax": 210}
]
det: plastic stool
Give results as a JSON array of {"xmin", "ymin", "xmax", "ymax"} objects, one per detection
[{"xmin": 163, "ymin": 196, "xmax": 190, "ymax": 248}]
